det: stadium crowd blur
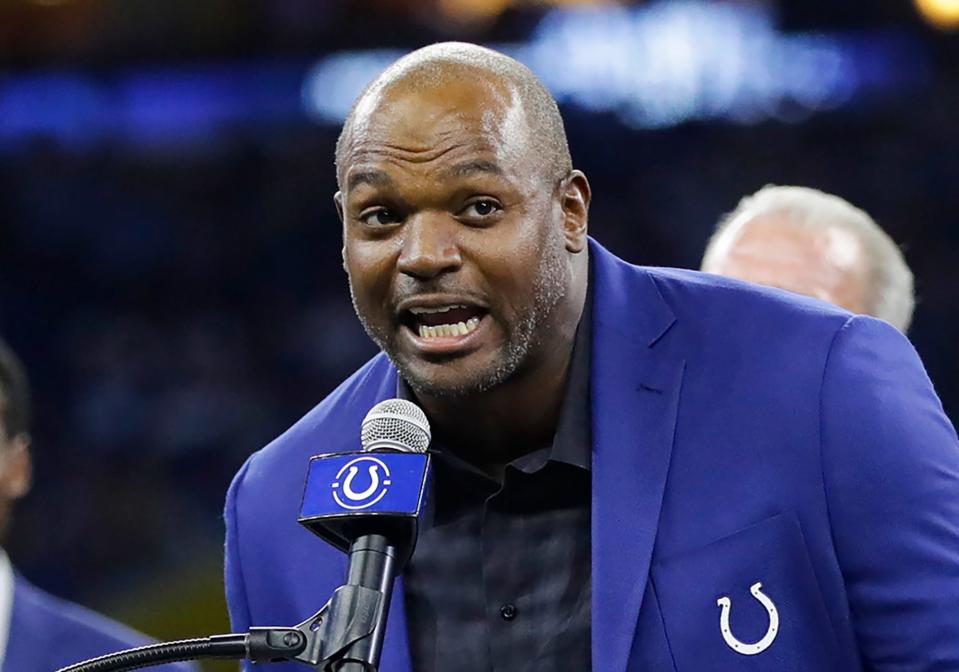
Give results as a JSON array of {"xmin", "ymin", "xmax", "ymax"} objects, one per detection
[{"xmin": 1, "ymin": 1, "xmax": 957, "ymax": 669}]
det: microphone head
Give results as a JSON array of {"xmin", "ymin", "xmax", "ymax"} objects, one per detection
[{"xmin": 361, "ymin": 398, "xmax": 431, "ymax": 453}]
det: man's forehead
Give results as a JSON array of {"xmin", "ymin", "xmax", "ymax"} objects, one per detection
[
  {"xmin": 345, "ymin": 159, "xmax": 507, "ymax": 192},
  {"xmin": 342, "ymin": 79, "xmax": 534, "ymax": 180},
  {"xmin": 355, "ymin": 65, "xmax": 514, "ymax": 122}
]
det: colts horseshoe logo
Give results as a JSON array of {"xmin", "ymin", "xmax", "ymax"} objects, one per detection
[
  {"xmin": 331, "ymin": 456, "xmax": 392, "ymax": 510},
  {"xmin": 716, "ymin": 582, "xmax": 780, "ymax": 656}
]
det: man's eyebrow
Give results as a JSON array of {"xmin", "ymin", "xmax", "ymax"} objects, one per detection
[
  {"xmin": 442, "ymin": 160, "xmax": 505, "ymax": 179},
  {"xmin": 347, "ymin": 169, "xmax": 392, "ymax": 190}
]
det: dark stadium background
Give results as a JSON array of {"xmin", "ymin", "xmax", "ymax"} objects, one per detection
[{"xmin": 1, "ymin": 1, "xmax": 956, "ymax": 669}]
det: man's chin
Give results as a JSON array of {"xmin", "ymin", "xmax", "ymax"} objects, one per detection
[
  {"xmin": 398, "ymin": 366, "xmax": 487, "ymax": 400},
  {"xmin": 394, "ymin": 356, "xmax": 516, "ymax": 400}
]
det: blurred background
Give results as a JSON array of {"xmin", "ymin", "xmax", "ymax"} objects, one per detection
[{"xmin": 1, "ymin": 0, "xmax": 957, "ymax": 669}]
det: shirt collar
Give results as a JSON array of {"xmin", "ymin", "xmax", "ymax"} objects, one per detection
[
  {"xmin": 0, "ymin": 548, "xmax": 15, "ymax": 666},
  {"xmin": 548, "ymin": 281, "xmax": 592, "ymax": 472}
]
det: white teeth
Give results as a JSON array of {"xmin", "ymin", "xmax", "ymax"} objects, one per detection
[{"xmin": 417, "ymin": 316, "xmax": 482, "ymax": 340}]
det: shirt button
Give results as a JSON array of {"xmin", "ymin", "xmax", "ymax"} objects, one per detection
[{"xmin": 499, "ymin": 604, "xmax": 517, "ymax": 621}]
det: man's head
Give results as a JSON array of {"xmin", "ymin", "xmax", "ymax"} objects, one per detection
[
  {"xmin": 701, "ymin": 185, "xmax": 915, "ymax": 333},
  {"xmin": 335, "ymin": 43, "xmax": 590, "ymax": 399},
  {"xmin": 0, "ymin": 339, "xmax": 32, "ymax": 540}
]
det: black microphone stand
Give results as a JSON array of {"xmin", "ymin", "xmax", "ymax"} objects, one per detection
[{"xmin": 332, "ymin": 534, "xmax": 398, "ymax": 671}]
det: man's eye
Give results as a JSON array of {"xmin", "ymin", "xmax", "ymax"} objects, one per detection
[
  {"xmin": 464, "ymin": 200, "xmax": 501, "ymax": 217},
  {"xmin": 360, "ymin": 208, "xmax": 400, "ymax": 226}
]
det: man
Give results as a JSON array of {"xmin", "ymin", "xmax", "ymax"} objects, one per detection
[
  {"xmin": 701, "ymin": 185, "xmax": 915, "ymax": 333},
  {"xmin": 0, "ymin": 339, "xmax": 195, "ymax": 671},
  {"xmin": 224, "ymin": 43, "xmax": 959, "ymax": 671}
]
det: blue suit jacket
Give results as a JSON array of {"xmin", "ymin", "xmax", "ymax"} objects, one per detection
[
  {"xmin": 224, "ymin": 240, "xmax": 959, "ymax": 671},
  {"xmin": 5, "ymin": 574, "xmax": 197, "ymax": 671}
]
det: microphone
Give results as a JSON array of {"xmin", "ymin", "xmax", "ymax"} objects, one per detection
[{"xmin": 298, "ymin": 398, "xmax": 432, "ymax": 671}]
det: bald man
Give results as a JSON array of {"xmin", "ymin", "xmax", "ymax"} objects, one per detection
[
  {"xmin": 224, "ymin": 43, "xmax": 959, "ymax": 671},
  {"xmin": 702, "ymin": 185, "xmax": 915, "ymax": 333}
]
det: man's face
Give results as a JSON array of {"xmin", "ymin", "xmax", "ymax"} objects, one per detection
[
  {"xmin": 708, "ymin": 214, "xmax": 869, "ymax": 314},
  {"xmin": 337, "ymin": 79, "xmax": 572, "ymax": 398},
  {"xmin": 0, "ymin": 421, "xmax": 31, "ymax": 538}
]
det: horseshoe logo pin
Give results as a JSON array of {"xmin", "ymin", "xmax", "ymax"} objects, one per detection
[
  {"xmin": 716, "ymin": 582, "xmax": 780, "ymax": 655},
  {"xmin": 331, "ymin": 456, "xmax": 392, "ymax": 510}
]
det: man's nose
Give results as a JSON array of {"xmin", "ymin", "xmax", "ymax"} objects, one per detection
[{"xmin": 396, "ymin": 214, "xmax": 462, "ymax": 280}]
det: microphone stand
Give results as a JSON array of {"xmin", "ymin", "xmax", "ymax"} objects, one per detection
[{"xmin": 330, "ymin": 534, "xmax": 398, "ymax": 671}]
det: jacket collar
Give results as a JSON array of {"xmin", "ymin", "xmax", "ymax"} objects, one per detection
[{"xmin": 588, "ymin": 239, "xmax": 684, "ymax": 671}]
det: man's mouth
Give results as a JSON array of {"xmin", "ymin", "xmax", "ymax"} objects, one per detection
[{"xmin": 400, "ymin": 304, "xmax": 488, "ymax": 341}]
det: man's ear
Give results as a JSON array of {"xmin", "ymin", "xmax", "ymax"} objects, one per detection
[
  {"xmin": 335, "ymin": 192, "xmax": 349, "ymax": 272},
  {"xmin": 0, "ymin": 434, "xmax": 32, "ymax": 501},
  {"xmin": 559, "ymin": 170, "xmax": 591, "ymax": 253}
]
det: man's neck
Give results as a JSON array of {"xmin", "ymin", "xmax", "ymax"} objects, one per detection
[{"xmin": 423, "ymin": 353, "xmax": 573, "ymax": 474}]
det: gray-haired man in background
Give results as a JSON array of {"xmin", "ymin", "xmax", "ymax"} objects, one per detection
[{"xmin": 701, "ymin": 185, "xmax": 915, "ymax": 333}]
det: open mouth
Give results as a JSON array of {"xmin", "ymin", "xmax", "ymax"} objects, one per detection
[{"xmin": 401, "ymin": 304, "xmax": 488, "ymax": 340}]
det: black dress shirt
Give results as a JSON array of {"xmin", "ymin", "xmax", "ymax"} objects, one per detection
[{"xmin": 400, "ymin": 295, "xmax": 592, "ymax": 672}]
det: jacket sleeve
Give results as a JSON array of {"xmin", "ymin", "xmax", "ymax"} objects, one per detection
[
  {"xmin": 224, "ymin": 458, "xmax": 255, "ymax": 639},
  {"xmin": 820, "ymin": 315, "xmax": 959, "ymax": 670}
]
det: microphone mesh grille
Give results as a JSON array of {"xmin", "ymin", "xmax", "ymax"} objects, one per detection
[{"xmin": 361, "ymin": 398, "xmax": 431, "ymax": 453}]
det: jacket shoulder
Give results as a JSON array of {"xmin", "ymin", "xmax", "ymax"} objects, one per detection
[
  {"xmin": 647, "ymin": 266, "xmax": 852, "ymax": 324},
  {"xmin": 639, "ymin": 266, "xmax": 856, "ymax": 349},
  {"xmin": 588, "ymin": 241, "xmax": 853, "ymax": 349},
  {"xmin": 13, "ymin": 575, "xmax": 147, "ymax": 648},
  {"xmin": 10, "ymin": 575, "xmax": 197, "ymax": 671}
]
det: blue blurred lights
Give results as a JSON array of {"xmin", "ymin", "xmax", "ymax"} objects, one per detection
[
  {"xmin": 302, "ymin": 1, "xmax": 917, "ymax": 129},
  {"xmin": 0, "ymin": 72, "xmax": 110, "ymax": 147},
  {"xmin": 301, "ymin": 50, "xmax": 406, "ymax": 125}
]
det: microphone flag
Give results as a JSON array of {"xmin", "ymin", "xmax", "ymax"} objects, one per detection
[{"xmin": 299, "ymin": 450, "xmax": 431, "ymax": 566}]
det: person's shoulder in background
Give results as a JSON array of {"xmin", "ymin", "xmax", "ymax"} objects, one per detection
[{"xmin": 5, "ymin": 573, "xmax": 198, "ymax": 672}]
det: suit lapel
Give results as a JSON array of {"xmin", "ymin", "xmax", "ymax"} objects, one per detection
[{"xmin": 590, "ymin": 241, "xmax": 684, "ymax": 672}]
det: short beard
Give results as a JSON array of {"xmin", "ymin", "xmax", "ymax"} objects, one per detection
[{"xmin": 350, "ymin": 236, "xmax": 570, "ymax": 400}]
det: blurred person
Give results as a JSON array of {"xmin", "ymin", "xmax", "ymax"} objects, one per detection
[
  {"xmin": 701, "ymin": 185, "xmax": 915, "ymax": 333},
  {"xmin": 224, "ymin": 43, "xmax": 959, "ymax": 671},
  {"xmin": 0, "ymin": 339, "xmax": 195, "ymax": 671}
]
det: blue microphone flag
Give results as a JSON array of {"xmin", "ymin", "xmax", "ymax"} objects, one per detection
[{"xmin": 299, "ymin": 450, "xmax": 431, "ymax": 563}]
